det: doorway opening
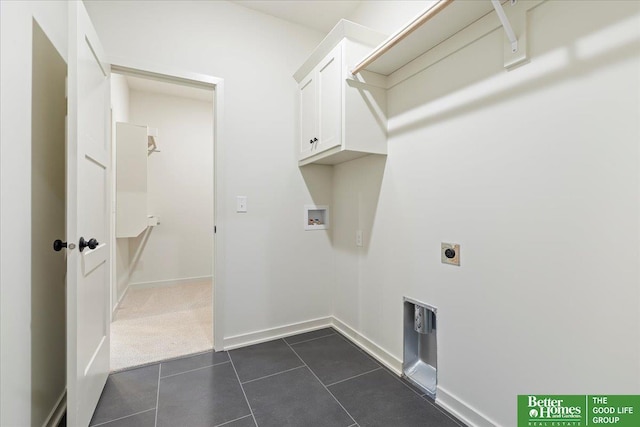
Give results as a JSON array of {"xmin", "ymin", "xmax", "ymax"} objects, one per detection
[
  {"xmin": 31, "ymin": 18, "xmax": 68, "ymax": 427},
  {"xmin": 109, "ymin": 71, "xmax": 216, "ymax": 371}
]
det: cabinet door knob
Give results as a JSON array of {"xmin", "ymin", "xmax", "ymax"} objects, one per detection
[
  {"xmin": 313, "ymin": 137, "xmax": 318, "ymax": 142},
  {"xmin": 309, "ymin": 139, "xmax": 313, "ymax": 144}
]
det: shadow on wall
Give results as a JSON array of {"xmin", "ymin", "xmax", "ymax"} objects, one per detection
[
  {"xmin": 331, "ymin": 154, "xmax": 387, "ymax": 340},
  {"xmin": 347, "ymin": 78, "xmax": 387, "ymax": 139},
  {"xmin": 332, "ymin": 154, "xmax": 387, "ymax": 256},
  {"xmin": 128, "ymin": 227, "xmax": 154, "ymax": 278},
  {"xmin": 389, "ymin": 1, "xmax": 640, "ymax": 138},
  {"xmin": 300, "ymin": 164, "xmax": 335, "ymax": 244}
]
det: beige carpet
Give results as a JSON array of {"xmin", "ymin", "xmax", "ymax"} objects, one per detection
[{"xmin": 111, "ymin": 280, "xmax": 213, "ymax": 371}]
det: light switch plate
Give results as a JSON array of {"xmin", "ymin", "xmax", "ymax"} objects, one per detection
[
  {"xmin": 441, "ymin": 243, "xmax": 460, "ymax": 266},
  {"xmin": 236, "ymin": 196, "xmax": 247, "ymax": 213}
]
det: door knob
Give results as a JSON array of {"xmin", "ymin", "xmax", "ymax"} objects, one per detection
[
  {"xmin": 79, "ymin": 237, "xmax": 99, "ymax": 252},
  {"xmin": 53, "ymin": 239, "xmax": 67, "ymax": 251}
]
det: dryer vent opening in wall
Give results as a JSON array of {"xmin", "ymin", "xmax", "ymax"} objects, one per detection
[{"xmin": 403, "ymin": 298, "xmax": 437, "ymax": 398}]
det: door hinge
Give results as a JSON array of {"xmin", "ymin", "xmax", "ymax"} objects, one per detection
[{"xmin": 214, "ymin": 226, "xmax": 217, "ymax": 234}]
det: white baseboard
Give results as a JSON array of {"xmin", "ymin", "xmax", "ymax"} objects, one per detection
[
  {"xmin": 222, "ymin": 315, "xmax": 403, "ymax": 373},
  {"xmin": 43, "ymin": 390, "xmax": 66, "ymax": 427},
  {"xmin": 436, "ymin": 386, "xmax": 499, "ymax": 427},
  {"xmin": 223, "ymin": 317, "xmax": 332, "ymax": 350},
  {"xmin": 129, "ymin": 275, "xmax": 212, "ymax": 290},
  {"xmin": 330, "ymin": 316, "xmax": 403, "ymax": 375}
]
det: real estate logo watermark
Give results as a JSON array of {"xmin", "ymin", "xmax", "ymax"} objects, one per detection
[{"xmin": 518, "ymin": 395, "xmax": 640, "ymax": 427}]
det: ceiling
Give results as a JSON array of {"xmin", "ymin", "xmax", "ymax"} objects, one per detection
[
  {"xmin": 232, "ymin": 1, "xmax": 362, "ymax": 33},
  {"xmin": 124, "ymin": 75, "xmax": 213, "ymax": 102}
]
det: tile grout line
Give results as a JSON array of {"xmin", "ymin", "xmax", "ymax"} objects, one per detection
[
  {"xmin": 287, "ymin": 333, "xmax": 336, "ymax": 346},
  {"xmin": 332, "ymin": 332, "xmax": 378, "ymax": 362},
  {"xmin": 411, "ymin": 386, "xmax": 464, "ymax": 427},
  {"xmin": 213, "ymin": 414, "xmax": 254, "ymax": 427},
  {"xmin": 283, "ymin": 340, "xmax": 358, "ymax": 426},
  {"xmin": 160, "ymin": 360, "xmax": 230, "ymax": 379},
  {"xmin": 90, "ymin": 408, "xmax": 156, "ymax": 427},
  {"xmin": 382, "ymin": 369, "xmax": 425, "ymax": 399},
  {"xmin": 324, "ymin": 367, "xmax": 383, "ymax": 387},
  {"xmin": 228, "ymin": 351, "xmax": 259, "ymax": 427},
  {"xmin": 391, "ymin": 369, "xmax": 465, "ymax": 426},
  {"xmin": 419, "ymin": 395, "xmax": 467, "ymax": 427},
  {"xmin": 241, "ymin": 365, "xmax": 306, "ymax": 385},
  {"xmin": 336, "ymin": 332, "xmax": 465, "ymax": 427},
  {"xmin": 154, "ymin": 364, "xmax": 161, "ymax": 427},
  {"xmin": 337, "ymin": 332, "xmax": 425, "ymax": 396}
]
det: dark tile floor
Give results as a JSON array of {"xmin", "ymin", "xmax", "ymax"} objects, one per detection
[{"xmin": 90, "ymin": 328, "xmax": 465, "ymax": 427}]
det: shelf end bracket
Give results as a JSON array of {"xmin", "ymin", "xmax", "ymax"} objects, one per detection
[
  {"xmin": 491, "ymin": 0, "xmax": 518, "ymax": 52},
  {"xmin": 492, "ymin": 0, "xmax": 529, "ymax": 69}
]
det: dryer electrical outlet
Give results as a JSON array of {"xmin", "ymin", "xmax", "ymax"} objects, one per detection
[{"xmin": 441, "ymin": 243, "xmax": 460, "ymax": 266}]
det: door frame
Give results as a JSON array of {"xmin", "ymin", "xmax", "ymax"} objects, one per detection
[{"xmin": 109, "ymin": 59, "xmax": 225, "ymax": 351}]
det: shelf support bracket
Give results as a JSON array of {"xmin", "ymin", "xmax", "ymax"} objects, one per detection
[
  {"xmin": 492, "ymin": 0, "xmax": 529, "ymax": 70},
  {"xmin": 491, "ymin": 0, "xmax": 518, "ymax": 52}
]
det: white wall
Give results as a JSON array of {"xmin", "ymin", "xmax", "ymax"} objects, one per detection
[
  {"xmin": 111, "ymin": 74, "xmax": 130, "ymax": 122},
  {"xmin": 84, "ymin": 1, "xmax": 334, "ymax": 342},
  {"xmin": 348, "ymin": 0, "xmax": 431, "ymax": 35},
  {"xmin": 127, "ymin": 90, "xmax": 214, "ymax": 285},
  {"xmin": 337, "ymin": 1, "xmax": 640, "ymax": 425},
  {"xmin": 0, "ymin": 1, "xmax": 68, "ymax": 425},
  {"xmin": 110, "ymin": 74, "xmax": 132, "ymax": 310}
]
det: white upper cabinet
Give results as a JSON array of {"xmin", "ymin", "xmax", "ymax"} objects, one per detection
[{"xmin": 294, "ymin": 20, "xmax": 388, "ymax": 166}]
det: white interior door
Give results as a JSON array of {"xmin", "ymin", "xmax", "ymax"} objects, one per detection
[{"xmin": 66, "ymin": 2, "xmax": 111, "ymax": 426}]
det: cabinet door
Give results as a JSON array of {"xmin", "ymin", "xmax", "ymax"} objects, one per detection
[
  {"xmin": 316, "ymin": 43, "xmax": 342, "ymax": 154},
  {"xmin": 299, "ymin": 72, "xmax": 317, "ymax": 160}
]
